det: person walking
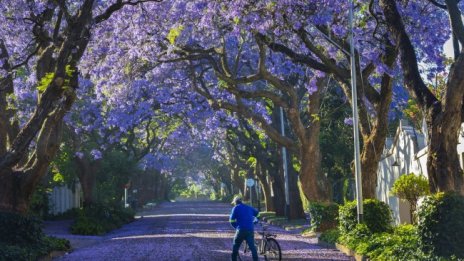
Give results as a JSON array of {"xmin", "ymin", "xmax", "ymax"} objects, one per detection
[{"xmin": 229, "ymin": 196, "xmax": 259, "ymax": 261}]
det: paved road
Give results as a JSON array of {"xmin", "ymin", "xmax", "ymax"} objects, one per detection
[{"xmin": 46, "ymin": 201, "xmax": 352, "ymax": 260}]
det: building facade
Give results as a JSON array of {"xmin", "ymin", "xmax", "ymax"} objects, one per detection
[{"xmin": 376, "ymin": 120, "xmax": 464, "ymax": 224}]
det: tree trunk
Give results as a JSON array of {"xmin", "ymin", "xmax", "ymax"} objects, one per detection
[
  {"xmin": 75, "ymin": 157, "xmax": 99, "ymax": 207},
  {"xmin": 257, "ymin": 162, "xmax": 275, "ymax": 212},
  {"xmin": 288, "ymin": 162, "xmax": 306, "ymax": 219},
  {"xmin": 0, "ymin": 171, "xmax": 29, "ymax": 213},
  {"xmin": 427, "ymin": 113, "xmax": 464, "ymax": 193},
  {"xmin": 258, "ymin": 178, "xmax": 274, "ymax": 212},
  {"xmin": 161, "ymin": 173, "xmax": 169, "ymax": 201},
  {"xmin": 360, "ymin": 124, "xmax": 389, "ymax": 199},
  {"xmin": 278, "ymin": 148, "xmax": 305, "ymax": 219},
  {"xmin": 267, "ymin": 166, "xmax": 286, "ymax": 216},
  {"xmin": 299, "ymin": 145, "xmax": 330, "ymax": 202},
  {"xmin": 154, "ymin": 171, "xmax": 161, "ymax": 200},
  {"xmin": 80, "ymin": 174, "xmax": 96, "ymax": 207},
  {"xmin": 231, "ymin": 167, "xmax": 243, "ymax": 196},
  {"xmin": 298, "ymin": 87, "xmax": 331, "ymax": 202},
  {"xmin": 0, "ymin": 98, "xmax": 68, "ymax": 214}
]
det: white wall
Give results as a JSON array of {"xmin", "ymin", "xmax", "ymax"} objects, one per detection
[
  {"xmin": 376, "ymin": 122, "xmax": 464, "ymax": 224},
  {"xmin": 48, "ymin": 183, "xmax": 82, "ymax": 215}
]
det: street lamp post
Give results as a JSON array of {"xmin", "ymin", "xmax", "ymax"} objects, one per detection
[
  {"xmin": 349, "ymin": 0, "xmax": 364, "ymax": 223},
  {"xmin": 280, "ymin": 106, "xmax": 290, "ymax": 221},
  {"xmin": 124, "ymin": 188, "xmax": 128, "ymax": 208}
]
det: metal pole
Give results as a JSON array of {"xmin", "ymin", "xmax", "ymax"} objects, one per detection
[
  {"xmin": 124, "ymin": 188, "xmax": 127, "ymax": 208},
  {"xmin": 280, "ymin": 106, "xmax": 290, "ymax": 220},
  {"xmin": 349, "ymin": 0, "xmax": 363, "ymax": 223}
]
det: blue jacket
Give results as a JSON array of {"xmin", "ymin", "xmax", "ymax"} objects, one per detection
[{"xmin": 229, "ymin": 203, "xmax": 259, "ymax": 231}]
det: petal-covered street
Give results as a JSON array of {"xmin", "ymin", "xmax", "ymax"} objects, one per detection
[{"xmin": 45, "ymin": 201, "xmax": 352, "ymax": 261}]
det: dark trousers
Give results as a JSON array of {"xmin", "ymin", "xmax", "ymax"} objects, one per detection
[{"xmin": 231, "ymin": 229, "xmax": 258, "ymax": 261}]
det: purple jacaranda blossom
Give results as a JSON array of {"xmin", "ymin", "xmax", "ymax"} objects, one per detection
[
  {"xmin": 344, "ymin": 117, "xmax": 353, "ymax": 126},
  {"xmin": 75, "ymin": 152, "xmax": 84, "ymax": 159},
  {"xmin": 90, "ymin": 149, "xmax": 103, "ymax": 160}
]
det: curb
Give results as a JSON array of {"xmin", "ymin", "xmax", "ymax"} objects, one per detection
[
  {"xmin": 335, "ymin": 243, "xmax": 368, "ymax": 261},
  {"xmin": 260, "ymin": 216, "xmax": 310, "ymax": 233},
  {"xmin": 316, "ymin": 239, "xmax": 335, "ymax": 249}
]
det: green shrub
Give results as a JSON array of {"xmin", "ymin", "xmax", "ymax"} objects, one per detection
[
  {"xmin": 0, "ymin": 212, "xmax": 44, "ymax": 245},
  {"xmin": 362, "ymin": 224, "xmax": 427, "ymax": 260},
  {"xmin": 0, "ymin": 212, "xmax": 70, "ymax": 260},
  {"xmin": 417, "ymin": 192, "xmax": 464, "ymax": 259},
  {"xmin": 71, "ymin": 216, "xmax": 106, "ymax": 235},
  {"xmin": 28, "ymin": 185, "xmax": 51, "ymax": 218},
  {"xmin": 42, "ymin": 236, "xmax": 71, "ymax": 251},
  {"xmin": 337, "ymin": 223, "xmax": 431, "ymax": 260},
  {"xmin": 308, "ymin": 202, "xmax": 339, "ymax": 232},
  {"xmin": 319, "ymin": 228, "xmax": 340, "ymax": 244},
  {"xmin": 0, "ymin": 236, "xmax": 71, "ymax": 261},
  {"xmin": 0, "ymin": 243, "xmax": 31, "ymax": 261},
  {"xmin": 70, "ymin": 204, "xmax": 135, "ymax": 235},
  {"xmin": 390, "ymin": 173, "xmax": 430, "ymax": 224},
  {"xmin": 339, "ymin": 199, "xmax": 393, "ymax": 235},
  {"xmin": 338, "ymin": 223, "xmax": 372, "ymax": 253}
]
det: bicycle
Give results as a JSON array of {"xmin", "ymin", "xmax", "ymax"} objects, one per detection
[{"xmin": 238, "ymin": 222, "xmax": 282, "ymax": 261}]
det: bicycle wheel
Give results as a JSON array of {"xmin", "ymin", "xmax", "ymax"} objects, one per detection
[{"xmin": 263, "ymin": 238, "xmax": 281, "ymax": 261}]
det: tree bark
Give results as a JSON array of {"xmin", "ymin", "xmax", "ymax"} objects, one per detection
[
  {"xmin": 75, "ymin": 157, "xmax": 99, "ymax": 207},
  {"xmin": 299, "ymin": 145, "xmax": 330, "ymax": 202},
  {"xmin": 427, "ymin": 112, "xmax": 464, "ymax": 193},
  {"xmin": 231, "ymin": 167, "xmax": 244, "ymax": 196},
  {"xmin": 288, "ymin": 160, "xmax": 306, "ymax": 219},
  {"xmin": 359, "ymin": 122, "xmax": 389, "ymax": 199},
  {"xmin": 257, "ymin": 161, "xmax": 275, "ymax": 212},
  {"xmin": 0, "ymin": 108, "xmax": 67, "ymax": 213},
  {"xmin": 278, "ymin": 148, "xmax": 306, "ymax": 219},
  {"xmin": 0, "ymin": 171, "xmax": 28, "ymax": 213},
  {"xmin": 259, "ymin": 162, "xmax": 284, "ymax": 216},
  {"xmin": 297, "ymin": 87, "xmax": 331, "ymax": 202}
]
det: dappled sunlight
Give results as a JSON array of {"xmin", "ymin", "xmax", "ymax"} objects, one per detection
[
  {"xmin": 48, "ymin": 201, "xmax": 351, "ymax": 260},
  {"xmin": 137, "ymin": 213, "xmax": 229, "ymax": 218},
  {"xmin": 111, "ymin": 234, "xmax": 188, "ymax": 240}
]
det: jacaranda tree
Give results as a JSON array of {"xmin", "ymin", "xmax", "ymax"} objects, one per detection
[{"xmin": 0, "ymin": 0, "xmax": 162, "ymax": 214}]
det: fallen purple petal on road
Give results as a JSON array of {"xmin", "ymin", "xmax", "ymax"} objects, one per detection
[{"xmin": 45, "ymin": 201, "xmax": 352, "ymax": 261}]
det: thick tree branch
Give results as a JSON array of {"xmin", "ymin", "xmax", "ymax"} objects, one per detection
[
  {"xmin": 380, "ymin": 0, "xmax": 439, "ymax": 111},
  {"xmin": 94, "ymin": 0, "xmax": 163, "ymax": 24},
  {"xmin": 191, "ymin": 67, "xmax": 297, "ymax": 152},
  {"xmin": 0, "ymin": 41, "xmax": 19, "ymax": 155},
  {"xmin": 226, "ymin": 87, "xmax": 287, "ymax": 108},
  {"xmin": 23, "ymin": 88, "xmax": 73, "ymax": 190},
  {"xmin": 55, "ymin": 0, "xmax": 73, "ymax": 23},
  {"xmin": 443, "ymin": 52, "xmax": 464, "ymax": 120},
  {"xmin": 428, "ymin": 0, "xmax": 448, "ymax": 9},
  {"xmin": 256, "ymin": 33, "xmax": 329, "ymax": 73},
  {"xmin": 296, "ymin": 29, "xmax": 350, "ymax": 79},
  {"xmin": 445, "ymin": 0, "xmax": 464, "ymax": 47}
]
